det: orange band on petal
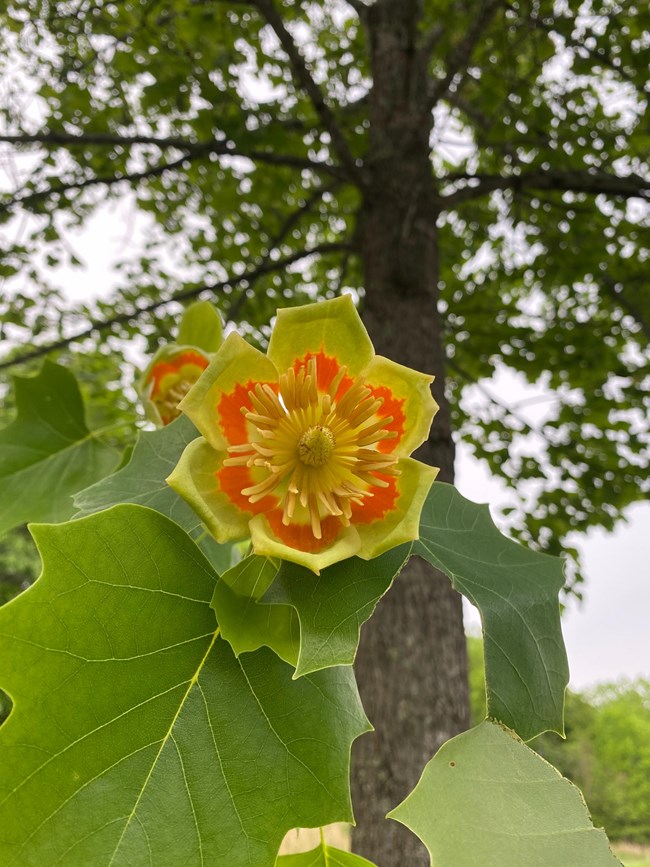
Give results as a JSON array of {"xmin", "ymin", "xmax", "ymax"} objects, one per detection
[
  {"xmin": 366, "ymin": 385, "xmax": 406, "ymax": 453},
  {"xmin": 350, "ymin": 474, "xmax": 399, "ymax": 524},
  {"xmin": 174, "ymin": 350, "xmax": 210, "ymax": 370},
  {"xmin": 216, "ymin": 464, "xmax": 278, "ymax": 514},
  {"xmin": 217, "ymin": 380, "xmax": 277, "ymax": 446},
  {"xmin": 147, "ymin": 362, "xmax": 178, "ymax": 397},
  {"xmin": 266, "ymin": 511, "xmax": 342, "ymax": 552},
  {"xmin": 293, "ymin": 349, "xmax": 354, "ymax": 400},
  {"xmin": 147, "ymin": 351, "xmax": 209, "ymax": 397}
]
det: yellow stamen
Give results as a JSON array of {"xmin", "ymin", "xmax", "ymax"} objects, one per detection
[{"xmin": 225, "ymin": 357, "xmax": 400, "ymax": 538}]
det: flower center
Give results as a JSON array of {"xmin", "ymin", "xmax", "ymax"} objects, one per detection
[
  {"xmin": 223, "ymin": 356, "xmax": 400, "ymax": 540},
  {"xmin": 298, "ymin": 425, "xmax": 335, "ymax": 467},
  {"xmin": 156, "ymin": 378, "xmax": 193, "ymax": 423}
]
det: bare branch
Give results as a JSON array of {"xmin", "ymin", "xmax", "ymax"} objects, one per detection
[
  {"xmin": 446, "ymin": 356, "xmax": 536, "ymax": 435},
  {"xmin": 427, "ymin": 0, "xmax": 503, "ymax": 109},
  {"xmin": 440, "ymin": 168, "xmax": 650, "ymax": 207},
  {"xmin": 265, "ymin": 181, "xmax": 340, "ymax": 252},
  {"xmin": 224, "ymin": 181, "xmax": 340, "ymax": 322},
  {"xmin": 252, "ymin": 0, "xmax": 362, "ymax": 182},
  {"xmin": 534, "ymin": 15, "xmax": 640, "ymax": 90},
  {"xmin": 0, "ymin": 242, "xmax": 353, "ymax": 372}
]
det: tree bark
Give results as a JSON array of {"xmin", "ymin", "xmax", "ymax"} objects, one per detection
[{"xmin": 351, "ymin": 3, "xmax": 470, "ymax": 863}]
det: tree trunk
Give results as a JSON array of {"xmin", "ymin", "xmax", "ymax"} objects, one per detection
[{"xmin": 351, "ymin": 3, "xmax": 470, "ymax": 863}]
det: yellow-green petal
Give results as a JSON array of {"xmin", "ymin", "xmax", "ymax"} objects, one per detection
[
  {"xmin": 356, "ymin": 458, "xmax": 439, "ymax": 560},
  {"xmin": 179, "ymin": 332, "xmax": 279, "ymax": 451},
  {"xmin": 166, "ymin": 437, "xmax": 251, "ymax": 543},
  {"xmin": 267, "ymin": 295, "xmax": 374, "ymax": 378},
  {"xmin": 138, "ymin": 344, "xmax": 211, "ymax": 427},
  {"xmin": 360, "ymin": 354, "xmax": 438, "ymax": 457},
  {"xmin": 177, "ymin": 300, "xmax": 223, "ymax": 353},
  {"xmin": 249, "ymin": 515, "xmax": 362, "ymax": 574}
]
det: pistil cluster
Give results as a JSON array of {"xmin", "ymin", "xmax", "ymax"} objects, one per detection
[
  {"xmin": 223, "ymin": 357, "xmax": 400, "ymax": 539},
  {"xmin": 155, "ymin": 379, "xmax": 194, "ymax": 424}
]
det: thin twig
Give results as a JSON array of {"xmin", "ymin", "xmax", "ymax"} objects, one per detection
[
  {"xmin": 0, "ymin": 131, "xmax": 347, "ymax": 183},
  {"xmin": 440, "ymin": 168, "xmax": 650, "ymax": 207},
  {"xmin": 252, "ymin": 0, "xmax": 362, "ymax": 182},
  {"xmin": 427, "ymin": 0, "xmax": 503, "ymax": 109},
  {"xmin": 1, "ymin": 152, "xmax": 194, "ymax": 212},
  {"xmin": 0, "ymin": 242, "xmax": 352, "ymax": 372}
]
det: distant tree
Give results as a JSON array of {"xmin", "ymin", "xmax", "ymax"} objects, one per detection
[
  {"xmin": 1, "ymin": 1, "xmax": 648, "ymax": 861},
  {"xmin": 587, "ymin": 681, "xmax": 650, "ymax": 842}
]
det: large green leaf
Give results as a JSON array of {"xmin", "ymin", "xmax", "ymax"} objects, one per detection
[
  {"xmin": 213, "ymin": 546, "xmax": 409, "ymax": 678},
  {"xmin": 277, "ymin": 843, "xmax": 376, "ymax": 866},
  {"xmin": 0, "ymin": 505, "xmax": 370, "ymax": 866},
  {"xmin": 73, "ymin": 414, "xmax": 235, "ymax": 573},
  {"xmin": 414, "ymin": 483, "xmax": 569, "ymax": 740},
  {"xmin": 0, "ymin": 361, "xmax": 117, "ymax": 535},
  {"xmin": 73, "ymin": 414, "xmax": 198, "ymax": 528},
  {"xmin": 264, "ymin": 545, "xmax": 411, "ymax": 677},
  {"xmin": 212, "ymin": 554, "xmax": 300, "ymax": 667},
  {"xmin": 388, "ymin": 720, "xmax": 621, "ymax": 867}
]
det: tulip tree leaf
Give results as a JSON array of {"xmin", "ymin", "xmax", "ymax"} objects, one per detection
[
  {"xmin": 263, "ymin": 545, "xmax": 412, "ymax": 678},
  {"xmin": 388, "ymin": 720, "xmax": 621, "ymax": 867},
  {"xmin": 0, "ymin": 505, "xmax": 370, "ymax": 867},
  {"xmin": 212, "ymin": 554, "xmax": 300, "ymax": 667},
  {"xmin": 0, "ymin": 361, "xmax": 117, "ymax": 536},
  {"xmin": 73, "ymin": 414, "xmax": 235, "ymax": 574},
  {"xmin": 73, "ymin": 414, "xmax": 198, "ymax": 527},
  {"xmin": 414, "ymin": 483, "xmax": 569, "ymax": 741},
  {"xmin": 276, "ymin": 844, "xmax": 377, "ymax": 866}
]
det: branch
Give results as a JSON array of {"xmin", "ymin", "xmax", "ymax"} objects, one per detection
[
  {"xmin": 265, "ymin": 181, "xmax": 339, "ymax": 252},
  {"xmin": 0, "ymin": 152, "xmax": 195, "ymax": 212},
  {"xmin": 224, "ymin": 181, "xmax": 340, "ymax": 322},
  {"xmin": 252, "ymin": 0, "xmax": 362, "ymax": 182},
  {"xmin": 0, "ymin": 242, "xmax": 353, "ymax": 372},
  {"xmin": 601, "ymin": 278, "xmax": 650, "ymax": 342},
  {"xmin": 534, "ymin": 15, "xmax": 640, "ymax": 90},
  {"xmin": 0, "ymin": 131, "xmax": 347, "ymax": 179},
  {"xmin": 427, "ymin": 0, "xmax": 503, "ymax": 109},
  {"xmin": 447, "ymin": 356, "xmax": 537, "ymax": 436},
  {"xmin": 440, "ymin": 168, "xmax": 650, "ymax": 207}
]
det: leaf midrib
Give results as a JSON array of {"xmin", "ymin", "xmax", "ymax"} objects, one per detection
[{"xmin": 107, "ymin": 627, "xmax": 221, "ymax": 865}]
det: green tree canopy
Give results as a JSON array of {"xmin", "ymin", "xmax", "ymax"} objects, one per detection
[
  {"xmin": 1, "ymin": 1, "xmax": 648, "ymax": 861},
  {"xmin": 1, "ymin": 0, "xmax": 648, "ymax": 589}
]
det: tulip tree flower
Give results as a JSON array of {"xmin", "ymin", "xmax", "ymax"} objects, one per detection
[
  {"xmin": 139, "ymin": 301, "xmax": 223, "ymax": 426},
  {"xmin": 168, "ymin": 296, "xmax": 439, "ymax": 572},
  {"xmin": 141, "ymin": 347, "xmax": 210, "ymax": 426}
]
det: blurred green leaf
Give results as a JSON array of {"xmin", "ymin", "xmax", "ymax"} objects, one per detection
[{"xmin": 0, "ymin": 362, "xmax": 118, "ymax": 535}]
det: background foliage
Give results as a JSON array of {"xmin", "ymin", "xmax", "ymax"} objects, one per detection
[{"xmin": 1, "ymin": 0, "xmax": 648, "ymax": 592}]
